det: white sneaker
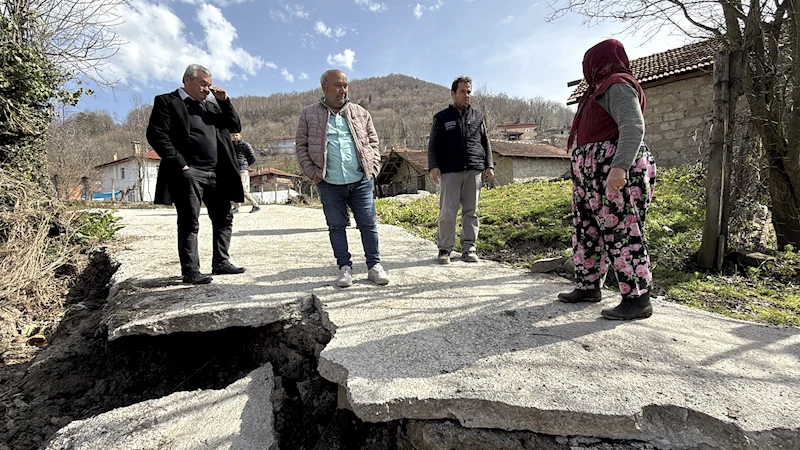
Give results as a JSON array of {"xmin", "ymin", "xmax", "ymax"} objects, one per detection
[
  {"xmin": 337, "ymin": 265, "xmax": 353, "ymax": 287},
  {"xmin": 368, "ymin": 263, "xmax": 390, "ymax": 285}
]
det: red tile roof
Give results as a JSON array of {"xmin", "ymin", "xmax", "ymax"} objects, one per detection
[
  {"xmin": 251, "ymin": 167, "xmax": 302, "ymax": 178},
  {"xmin": 94, "ymin": 151, "xmax": 161, "ymax": 168},
  {"xmin": 490, "ymin": 140, "xmax": 569, "ymax": 159},
  {"xmin": 381, "ymin": 148, "xmax": 429, "ymax": 171},
  {"xmin": 568, "ymin": 40, "xmax": 717, "ymax": 104},
  {"xmin": 497, "ymin": 122, "xmax": 538, "ymax": 129}
]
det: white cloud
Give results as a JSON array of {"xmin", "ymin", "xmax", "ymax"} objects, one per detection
[
  {"xmin": 269, "ymin": 4, "xmax": 309, "ymax": 22},
  {"xmin": 413, "ymin": 1, "xmax": 444, "ymax": 19},
  {"xmin": 103, "ymin": 0, "xmax": 263, "ymax": 86},
  {"xmin": 265, "ymin": 61, "xmax": 278, "ymax": 70},
  {"xmin": 326, "ymin": 49, "xmax": 356, "ymax": 70},
  {"xmin": 499, "ymin": 15, "xmax": 515, "ymax": 24},
  {"xmin": 354, "ymin": 0, "xmax": 387, "ymax": 12},
  {"xmin": 281, "ymin": 68, "xmax": 294, "ymax": 82},
  {"xmin": 315, "ymin": 21, "xmax": 332, "ymax": 37},
  {"xmin": 315, "ymin": 20, "xmax": 348, "ymax": 39},
  {"xmin": 299, "ymin": 72, "xmax": 309, "ymax": 80}
]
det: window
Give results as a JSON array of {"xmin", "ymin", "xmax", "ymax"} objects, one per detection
[
  {"xmin": 525, "ymin": 128, "xmax": 530, "ymax": 132},
  {"xmin": 120, "ymin": 168, "xmax": 125, "ymax": 179}
]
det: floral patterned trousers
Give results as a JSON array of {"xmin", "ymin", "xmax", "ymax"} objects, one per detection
[{"xmin": 571, "ymin": 140, "xmax": 656, "ymax": 297}]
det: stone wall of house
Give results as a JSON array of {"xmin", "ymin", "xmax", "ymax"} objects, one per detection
[
  {"xmin": 384, "ymin": 160, "xmax": 436, "ymax": 195},
  {"xmin": 644, "ymin": 74, "xmax": 713, "ymax": 168},
  {"xmin": 493, "ymin": 156, "xmax": 570, "ymax": 185}
]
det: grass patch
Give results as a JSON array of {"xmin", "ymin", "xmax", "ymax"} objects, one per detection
[{"xmin": 375, "ymin": 167, "xmax": 799, "ymax": 327}]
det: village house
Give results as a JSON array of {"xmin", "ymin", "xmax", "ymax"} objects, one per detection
[
  {"xmin": 377, "ymin": 149, "xmax": 435, "ymax": 197},
  {"xmin": 495, "ymin": 121, "xmax": 538, "ymax": 141},
  {"xmin": 249, "ymin": 167, "xmax": 304, "ymax": 203},
  {"xmin": 490, "ymin": 140, "xmax": 571, "ymax": 184},
  {"xmin": 568, "ymin": 40, "xmax": 715, "ymax": 168},
  {"xmin": 263, "ymin": 135, "xmax": 296, "ymax": 155},
  {"xmin": 377, "ymin": 142, "xmax": 569, "ymax": 197},
  {"xmin": 94, "ymin": 150, "xmax": 161, "ymax": 202}
]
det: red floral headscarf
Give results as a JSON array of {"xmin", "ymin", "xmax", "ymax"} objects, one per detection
[{"xmin": 567, "ymin": 39, "xmax": 646, "ymax": 149}]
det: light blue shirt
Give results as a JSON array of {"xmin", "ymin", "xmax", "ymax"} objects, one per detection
[{"xmin": 323, "ymin": 100, "xmax": 363, "ymax": 185}]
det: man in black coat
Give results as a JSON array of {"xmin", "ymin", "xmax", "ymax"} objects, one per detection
[{"xmin": 146, "ymin": 64, "xmax": 246, "ymax": 284}]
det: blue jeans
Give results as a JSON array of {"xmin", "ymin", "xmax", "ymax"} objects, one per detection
[{"xmin": 316, "ymin": 177, "xmax": 381, "ymax": 269}]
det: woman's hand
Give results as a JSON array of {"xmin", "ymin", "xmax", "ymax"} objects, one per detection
[{"xmin": 607, "ymin": 167, "xmax": 627, "ymax": 191}]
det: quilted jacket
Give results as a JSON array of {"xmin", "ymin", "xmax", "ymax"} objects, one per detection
[{"xmin": 295, "ymin": 100, "xmax": 381, "ymax": 182}]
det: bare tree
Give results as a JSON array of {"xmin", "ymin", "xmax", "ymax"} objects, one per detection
[
  {"xmin": 2, "ymin": 0, "xmax": 125, "ymax": 86},
  {"xmin": 549, "ymin": 0, "xmax": 800, "ymax": 250}
]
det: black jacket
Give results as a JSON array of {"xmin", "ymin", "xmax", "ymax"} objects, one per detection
[
  {"xmin": 235, "ymin": 140, "xmax": 257, "ymax": 171},
  {"xmin": 428, "ymin": 105, "xmax": 493, "ymax": 174},
  {"xmin": 146, "ymin": 90, "xmax": 244, "ymax": 205}
]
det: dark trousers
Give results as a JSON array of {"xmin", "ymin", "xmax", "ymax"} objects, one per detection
[
  {"xmin": 170, "ymin": 167, "xmax": 234, "ymax": 276},
  {"xmin": 315, "ymin": 177, "xmax": 381, "ymax": 269}
]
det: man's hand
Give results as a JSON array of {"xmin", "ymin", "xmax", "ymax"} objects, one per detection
[
  {"xmin": 484, "ymin": 168, "xmax": 494, "ymax": 183},
  {"xmin": 211, "ymin": 85, "xmax": 228, "ymax": 101},
  {"xmin": 429, "ymin": 168, "xmax": 441, "ymax": 184},
  {"xmin": 312, "ymin": 174, "xmax": 323, "ymax": 184},
  {"xmin": 607, "ymin": 167, "xmax": 627, "ymax": 191}
]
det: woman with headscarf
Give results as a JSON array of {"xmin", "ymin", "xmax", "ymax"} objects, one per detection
[{"xmin": 558, "ymin": 39, "xmax": 657, "ymax": 320}]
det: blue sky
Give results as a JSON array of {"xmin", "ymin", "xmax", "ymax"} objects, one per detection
[{"xmin": 76, "ymin": 0, "xmax": 691, "ymax": 119}]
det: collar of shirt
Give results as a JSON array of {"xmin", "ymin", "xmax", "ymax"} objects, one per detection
[
  {"xmin": 319, "ymin": 97, "xmax": 350, "ymax": 114},
  {"xmin": 179, "ymin": 88, "xmax": 205, "ymax": 103}
]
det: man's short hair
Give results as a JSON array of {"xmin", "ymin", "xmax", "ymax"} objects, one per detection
[
  {"xmin": 320, "ymin": 69, "xmax": 344, "ymax": 86},
  {"xmin": 451, "ymin": 76, "xmax": 472, "ymax": 93},
  {"xmin": 184, "ymin": 64, "xmax": 211, "ymax": 81}
]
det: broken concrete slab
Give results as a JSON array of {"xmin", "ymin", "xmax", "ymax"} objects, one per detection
[
  {"xmin": 44, "ymin": 363, "xmax": 276, "ymax": 450},
  {"xmin": 107, "ymin": 207, "xmax": 800, "ymax": 449},
  {"xmin": 103, "ymin": 207, "xmax": 332, "ymax": 340},
  {"xmin": 317, "ymin": 270, "xmax": 800, "ymax": 450},
  {"xmin": 530, "ymin": 256, "xmax": 567, "ymax": 273}
]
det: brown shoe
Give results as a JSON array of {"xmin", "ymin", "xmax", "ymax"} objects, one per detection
[{"xmin": 557, "ymin": 288, "xmax": 602, "ymax": 303}]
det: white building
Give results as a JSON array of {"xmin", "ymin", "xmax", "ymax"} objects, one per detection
[
  {"xmin": 94, "ymin": 151, "xmax": 161, "ymax": 202},
  {"xmin": 264, "ymin": 135, "xmax": 295, "ymax": 154}
]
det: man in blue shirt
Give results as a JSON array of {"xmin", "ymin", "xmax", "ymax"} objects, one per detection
[{"xmin": 295, "ymin": 69, "xmax": 389, "ymax": 287}]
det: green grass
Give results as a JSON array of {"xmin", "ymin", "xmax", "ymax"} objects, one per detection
[{"xmin": 375, "ymin": 168, "xmax": 800, "ymax": 327}]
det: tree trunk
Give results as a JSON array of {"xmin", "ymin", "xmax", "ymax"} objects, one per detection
[
  {"xmin": 766, "ymin": 144, "xmax": 800, "ymax": 249},
  {"xmin": 699, "ymin": 50, "xmax": 730, "ymax": 269}
]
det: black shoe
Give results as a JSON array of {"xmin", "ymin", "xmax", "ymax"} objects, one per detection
[
  {"xmin": 601, "ymin": 292, "xmax": 653, "ymax": 320},
  {"xmin": 182, "ymin": 272, "xmax": 212, "ymax": 285},
  {"xmin": 558, "ymin": 288, "xmax": 602, "ymax": 303},
  {"xmin": 250, "ymin": 206, "xmax": 261, "ymax": 213},
  {"xmin": 212, "ymin": 262, "xmax": 246, "ymax": 275}
]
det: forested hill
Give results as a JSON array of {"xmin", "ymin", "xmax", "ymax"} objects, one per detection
[
  {"xmin": 231, "ymin": 73, "xmax": 574, "ymax": 152},
  {"xmin": 232, "ymin": 74, "xmax": 451, "ymax": 151}
]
